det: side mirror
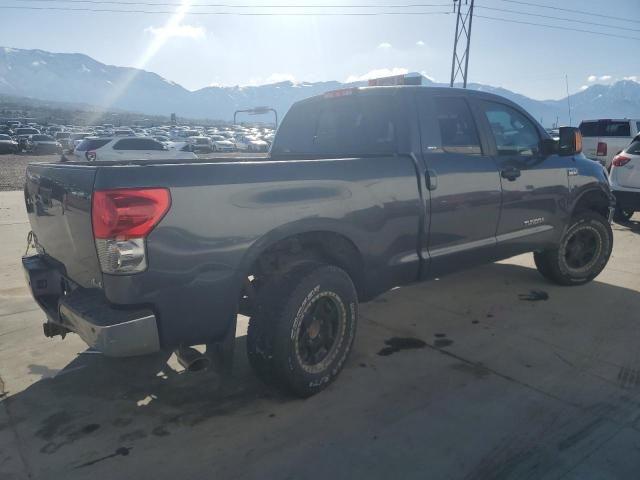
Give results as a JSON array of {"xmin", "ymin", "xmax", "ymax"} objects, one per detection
[
  {"xmin": 540, "ymin": 138, "xmax": 556, "ymax": 156},
  {"xmin": 558, "ymin": 127, "xmax": 582, "ymax": 156}
]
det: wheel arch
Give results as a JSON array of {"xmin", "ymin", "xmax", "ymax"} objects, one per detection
[
  {"xmin": 570, "ymin": 187, "xmax": 612, "ymax": 220},
  {"xmin": 239, "ymin": 220, "xmax": 367, "ymax": 299}
]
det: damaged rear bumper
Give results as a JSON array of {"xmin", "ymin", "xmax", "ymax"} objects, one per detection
[{"xmin": 22, "ymin": 255, "xmax": 160, "ymax": 357}]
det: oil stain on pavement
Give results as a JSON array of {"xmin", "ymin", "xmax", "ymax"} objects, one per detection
[{"xmin": 378, "ymin": 337, "xmax": 427, "ymax": 356}]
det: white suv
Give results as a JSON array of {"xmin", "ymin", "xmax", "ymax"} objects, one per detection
[
  {"xmin": 610, "ymin": 134, "xmax": 640, "ymax": 222},
  {"xmin": 71, "ymin": 137, "xmax": 197, "ymax": 162},
  {"xmin": 579, "ymin": 119, "xmax": 640, "ymax": 169}
]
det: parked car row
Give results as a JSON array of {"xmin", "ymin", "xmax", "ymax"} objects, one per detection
[{"xmin": 0, "ymin": 121, "xmax": 276, "ymax": 155}]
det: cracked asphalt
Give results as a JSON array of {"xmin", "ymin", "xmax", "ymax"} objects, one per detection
[{"xmin": 1, "ymin": 189, "xmax": 640, "ymax": 480}]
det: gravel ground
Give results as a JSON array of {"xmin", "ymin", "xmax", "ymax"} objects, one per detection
[
  {"xmin": 0, "ymin": 152, "xmax": 267, "ymax": 192},
  {"xmin": 0, "ymin": 154, "xmax": 59, "ymax": 191}
]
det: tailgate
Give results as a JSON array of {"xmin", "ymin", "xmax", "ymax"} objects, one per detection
[{"xmin": 24, "ymin": 163, "xmax": 101, "ymax": 288}]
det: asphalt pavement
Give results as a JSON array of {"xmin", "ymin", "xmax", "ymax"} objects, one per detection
[{"xmin": 1, "ymin": 190, "xmax": 640, "ymax": 480}]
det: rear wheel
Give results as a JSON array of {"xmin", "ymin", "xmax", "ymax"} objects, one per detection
[
  {"xmin": 534, "ymin": 212, "xmax": 612, "ymax": 286},
  {"xmin": 246, "ymin": 262, "xmax": 358, "ymax": 397}
]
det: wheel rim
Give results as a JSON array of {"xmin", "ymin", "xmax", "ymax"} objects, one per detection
[
  {"xmin": 296, "ymin": 294, "xmax": 343, "ymax": 368},
  {"xmin": 564, "ymin": 227, "xmax": 600, "ymax": 270}
]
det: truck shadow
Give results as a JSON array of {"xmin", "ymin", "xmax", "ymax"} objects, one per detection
[
  {"xmin": 3, "ymin": 261, "xmax": 640, "ymax": 478},
  {"xmin": 616, "ymin": 216, "xmax": 640, "ymax": 234}
]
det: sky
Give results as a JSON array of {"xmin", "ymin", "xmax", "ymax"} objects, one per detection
[{"xmin": 1, "ymin": 0, "xmax": 639, "ymax": 100}]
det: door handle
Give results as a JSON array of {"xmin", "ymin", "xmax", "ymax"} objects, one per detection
[
  {"xmin": 501, "ymin": 166, "xmax": 521, "ymax": 181},
  {"xmin": 425, "ymin": 169, "xmax": 437, "ymax": 191}
]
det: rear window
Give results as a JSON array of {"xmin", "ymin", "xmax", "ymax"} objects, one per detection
[
  {"xmin": 75, "ymin": 138, "xmax": 111, "ymax": 151},
  {"xmin": 55, "ymin": 132, "xmax": 70, "ymax": 139},
  {"xmin": 601, "ymin": 121, "xmax": 630, "ymax": 137},
  {"xmin": 579, "ymin": 121, "xmax": 598, "ymax": 137},
  {"xmin": 272, "ymin": 93, "xmax": 405, "ymax": 156},
  {"xmin": 0, "ymin": 135, "xmax": 11, "ymax": 140},
  {"xmin": 627, "ymin": 138, "xmax": 640, "ymax": 155},
  {"xmin": 32, "ymin": 135, "xmax": 53, "ymax": 141},
  {"xmin": 580, "ymin": 120, "xmax": 631, "ymax": 137}
]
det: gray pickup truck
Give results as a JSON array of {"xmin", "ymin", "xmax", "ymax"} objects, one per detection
[{"xmin": 23, "ymin": 86, "xmax": 614, "ymax": 397}]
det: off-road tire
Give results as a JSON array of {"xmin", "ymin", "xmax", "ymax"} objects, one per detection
[
  {"xmin": 246, "ymin": 262, "xmax": 358, "ymax": 397},
  {"xmin": 534, "ymin": 212, "xmax": 612, "ymax": 286}
]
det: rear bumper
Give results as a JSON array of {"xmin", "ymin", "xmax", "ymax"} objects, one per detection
[{"xmin": 23, "ymin": 255, "xmax": 160, "ymax": 357}]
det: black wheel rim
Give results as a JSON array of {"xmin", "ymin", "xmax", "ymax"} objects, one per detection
[
  {"xmin": 297, "ymin": 295, "xmax": 342, "ymax": 368},
  {"xmin": 564, "ymin": 228, "xmax": 599, "ymax": 270}
]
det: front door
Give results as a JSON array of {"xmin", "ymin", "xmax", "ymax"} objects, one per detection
[
  {"xmin": 473, "ymin": 99, "xmax": 571, "ymax": 257},
  {"xmin": 417, "ymin": 93, "xmax": 502, "ymax": 277}
]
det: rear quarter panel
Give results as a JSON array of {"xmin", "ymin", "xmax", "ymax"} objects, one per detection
[{"xmin": 94, "ymin": 157, "xmax": 423, "ymax": 348}]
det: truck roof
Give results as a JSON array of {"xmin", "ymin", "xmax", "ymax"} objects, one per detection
[{"xmin": 299, "ymin": 85, "xmax": 520, "ymax": 106}]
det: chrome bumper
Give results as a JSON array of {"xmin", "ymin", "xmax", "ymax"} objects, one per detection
[
  {"xmin": 23, "ymin": 255, "xmax": 160, "ymax": 357},
  {"xmin": 59, "ymin": 301, "xmax": 160, "ymax": 357}
]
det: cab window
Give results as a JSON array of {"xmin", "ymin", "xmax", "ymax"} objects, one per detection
[
  {"xmin": 480, "ymin": 101, "xmax": 540, "ymax": 156},
  {"xmin": 433, "ymin": 96, "xmax": 482, "ymax": 155}
]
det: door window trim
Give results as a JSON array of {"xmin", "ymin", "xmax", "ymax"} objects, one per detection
[{"xmin": 471, "ymin": 98, "xmax": 543, "ymax": 158}]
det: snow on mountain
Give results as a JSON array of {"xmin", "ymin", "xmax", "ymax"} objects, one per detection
[{"xmin": 1, "ymin": 46, "xmax": 638, "ymax": 124}]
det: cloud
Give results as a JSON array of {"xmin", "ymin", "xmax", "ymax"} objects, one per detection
[
  {"xmin": 265, "ymin": 73, "xmax": 296, "ymax": 83},
  {"xmin": 416, "ymin": 40, "xmax": 425, "ymax": 47},
  {"xmin": 623, "ymin": 75, "xmax": 638, "ymax": 82},
  {"xmin": 345, "ymin": 67, "xmax": 408, "ymax": 83},
  {"xmin": 580, "ymin": 85, "xmax": 588, "ymax": 91},
  {"xmin": 587, "ymin": 75, "xmax": 597, "ymax": 82},
  {"xmin": 378, "ymin": 42, "xmax": 392, "ymax": 49},
  {"xmin": 599, "ymin": 75, "xmax": 612, "ymax": 81},
  {"xmin": 144, "ymin": 24, "xmax": 205, "ymax": 39}
]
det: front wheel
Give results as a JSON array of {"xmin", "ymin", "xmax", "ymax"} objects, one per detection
[
  {"xmin": 247, "ymin": 262, "xmax": 358, "ymax": 397},
  {"xmin": 534, "ymin": 212, "xmax": 612, "ymax": 286}
]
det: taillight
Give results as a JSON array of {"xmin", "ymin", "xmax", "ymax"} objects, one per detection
[
  {"xmin": 596, "ymin": 142, "xmax": 607, "ymax": 156},
  {"xmin": 612, "ymin": 154, "xmax": 631, "ymax": 167},
  {"xmin": 92, "ymin": 188, "xmax": 170, "ymax": 274}
]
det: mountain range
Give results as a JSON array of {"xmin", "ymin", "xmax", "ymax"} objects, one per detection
[{"xmin": 1, "ymin": 46, "xmax": 639, "ymax": 126}]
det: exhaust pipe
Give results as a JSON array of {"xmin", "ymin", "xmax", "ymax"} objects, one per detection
[{"xmin": 175, "ymin": 346, "xmax": 210, "ymax": 372}]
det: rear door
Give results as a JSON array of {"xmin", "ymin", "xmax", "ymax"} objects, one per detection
[
  {"xmin": 474, "ymin": 98, "xmax": 571, "ymax": 256},
  {"xmin": 416, "ymin": 92, "xmax": 502, "ymax": 276}
]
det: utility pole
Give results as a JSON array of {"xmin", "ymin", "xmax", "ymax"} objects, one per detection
[
  {"xmin": 449, "ymin": 0, "xmax": 475, "ymax": 88},
  {"xmin": 565, "ymin": 74, "xmax": 572, "ymax": 126}
]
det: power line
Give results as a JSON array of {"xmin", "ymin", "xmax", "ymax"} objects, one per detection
[
  {"xmin": 0, "ymin": 5, "xmax": 454, "ymax": 15},
  {"xmin": 4, "ymin": 0, "xmax": 453, "ymax": 7},
  {"xmin": 476, "ymin": 5, "xmax": 640, "ymax": 33},
  {"xmin": 491, "ymin": 0, "xmax": 637, "ymax": 24},
  {"xmin": 475, "ymin": 14, "xmax": 640, "ymax": 41}
]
